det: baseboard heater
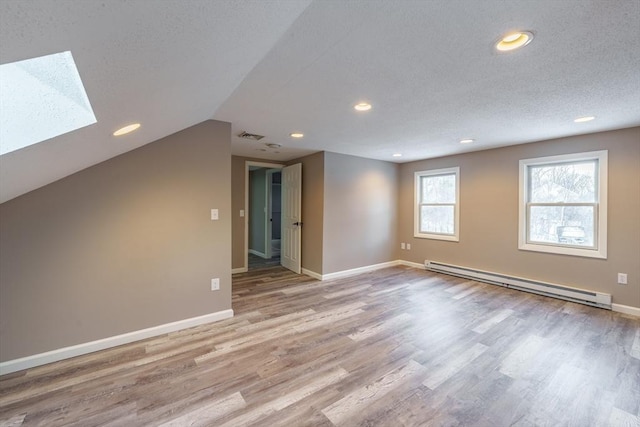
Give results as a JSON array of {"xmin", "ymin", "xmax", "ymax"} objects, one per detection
[{"xmin": 425, "ymin": 260, "xmax": 612, "ymax": 310}]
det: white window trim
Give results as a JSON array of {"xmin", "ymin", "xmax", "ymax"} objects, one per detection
[
  {"xmin": 414, "ymin": 167, "xmax": 460, "ymax": 242},
  {"xmin": 518, "ymin": 150, "xmax": 608, "ymax": 259}
]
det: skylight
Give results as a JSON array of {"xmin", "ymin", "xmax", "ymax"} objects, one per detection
[{"xmin": 0, "ymin": 51, "xmax": 96, "ymax": 155}]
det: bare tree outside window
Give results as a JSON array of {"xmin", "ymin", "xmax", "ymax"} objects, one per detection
[
  {"xmin": 527, "ymin": 161, "xmax": 597, "ymax": 247},
  {"xmin": 415, "ymin": 167, "xmax": 459, "ymax": 241},
  {"xmin": 420, "ymin": 174, "xmax": 456, "ymax": 234},
  {"xmin": 519, "ymin": 150, "xmax": 607, "ymax": 259}
]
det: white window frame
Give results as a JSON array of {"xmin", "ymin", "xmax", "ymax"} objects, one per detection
[
  {"xmin": 414, "ymin": 167, "xmax": 460, "ymax": 241},
  {"xmin": 518, "ymin": 150, "xmax": 607, "ymax": 259}
]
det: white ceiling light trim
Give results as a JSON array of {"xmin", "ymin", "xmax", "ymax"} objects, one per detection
[
  {"xmin": 495, "ymin": 31, "xmax": 534, "ymax": 51},
  {"xmin": 354, "ymin": 102, "xmax": 372, "ymax": 111},
  {"xmin": 113, "ymin": 123, "xmax": 141, "ymax": 136}
]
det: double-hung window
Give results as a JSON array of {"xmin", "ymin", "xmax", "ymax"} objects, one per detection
[
  {"xmin": 519, "ymin": 150, "xmax": 607, "ymax": 258},
  {"xmin": 414, "ymin": 167, "xmax": 459, "ymax": 241}
]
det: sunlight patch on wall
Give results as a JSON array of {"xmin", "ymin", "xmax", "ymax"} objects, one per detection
[{"xmin": 0, "ymin": 51, "xmax": 96, "ymax": 155}]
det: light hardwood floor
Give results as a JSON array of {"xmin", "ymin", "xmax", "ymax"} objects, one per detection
[{"xmin": 1, "ymin": 265, "xmax": 639, "ymax": 426}]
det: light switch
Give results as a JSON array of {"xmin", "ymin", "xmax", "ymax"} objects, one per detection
[
  {"xmin": 211, "ymin": 209, "xmax": 219, "ymax": 220},
  {"xmin": 240, "ymin": 210, "xmax": 245, "ymax": 217}
]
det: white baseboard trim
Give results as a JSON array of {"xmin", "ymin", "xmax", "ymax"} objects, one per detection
[
  {"xmin": 232, "ymin": 267, "xmax": 248, "ymax": 274},
  {"xmin": 301, "ymin": 268, "xmax": 322, "ymax": 280},
  {"xmin": 248, "ymin": 249, "xmax": 267, "ymax": 259},
  {"xmin": 321, "ymin": 260, "xmax": 401, "ymax": 281},
  {"xmin": 398, "ymin": 260, "xmax": 425, "ymax": 269},
  {"xmin": 0, "ymin": 309, "xmax": 234, "ymax": 376},
  {"xmin": 612, "ymin": 304, "xmax": 640, "ymax": 317},
  {"xmin": 303, "ymin": 260, "xmax": 420, "ymax": 281}
]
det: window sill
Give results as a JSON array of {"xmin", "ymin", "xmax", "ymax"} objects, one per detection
[
  {"xmin": 414, "ymin": 233, "xmax": 459, "ymax": 242},
  {"xmin": 518, "ymin": 242, "xmax": 606, "ymax": 259}
]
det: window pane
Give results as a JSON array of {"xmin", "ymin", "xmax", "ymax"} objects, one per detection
[
  {"xmin": 420, "ymin": 205, "xmax": 454, "ymax": 234},
  {"xmin": 0, "ymin": 51, "xmax": 97, "ymax": 155},
  {"xmin": 421, "ymin": 174, "xmax": 456, "ymax": 203},
  {"xmin": 529, "ymin": 161, "xmax": 596, "ymax": 203},
  {"xmin": 528, "ymin": 205, "xmax": 595, "ymax": 247}
]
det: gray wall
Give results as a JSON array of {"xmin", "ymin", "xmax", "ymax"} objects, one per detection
[
  {"xmin": 232, "ymin": 154, "xmax": 325, "ymax": 273},
  {"xmin": 0, "ymin": 120, "xmax": 232, "ymax": 362},
  {"xmin": 248, "ymin": 169, "xmax": 267, "ymax": 255},
  {"xmin": 288, "ymin": 152, "xmax": 325, "ymax": 274},
  {"xmin": 323, "ymin": 152, "xmax": 399, "ymax": 274},
  {"xmin": 6, "ymin": 121, "xmax": 635, "ymax": 365},
  {"xmin": 398, "ymin": 127, "xmax": 640, "ymax": 308},
  {"xmin": 231, "ymin": 156, "xmax": 247, "ymax": 270},
  {"xmin": 235, "ymin": 152, "xmax": 398, "ymax": 276}
]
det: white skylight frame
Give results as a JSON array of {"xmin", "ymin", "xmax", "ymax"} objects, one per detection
[{"xmin": 0, "ymin": 51, "xmax": 96, "ymax": 155}]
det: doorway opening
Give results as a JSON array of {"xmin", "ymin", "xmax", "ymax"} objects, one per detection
[
  {"xmin": 244, "ymin": 161, "xmax": 302, "ymax": 274},
  {"xmin": 246, "ymin": 162, "xmax": 283, "ymax": 270}
]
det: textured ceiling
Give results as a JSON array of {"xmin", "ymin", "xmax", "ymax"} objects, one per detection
[
  {"xmin": 217, "ymin": 0, "xmax": 640, "ymax": 162},
  {"xmin": 1, "ymin": 0, "xmax": 639, "ymax": 203},
  {"xmin": 0, "ymin": 0, "xmax": 312, "ymax": 203}
]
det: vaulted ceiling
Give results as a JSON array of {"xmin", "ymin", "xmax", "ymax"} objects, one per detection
[{"xmin": 1, "ymin": 0, "xmax": 639, "ymax": 203}]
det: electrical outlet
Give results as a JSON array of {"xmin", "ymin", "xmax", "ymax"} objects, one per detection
[
  {"xmin": 617, "ymin": 273, "xmax": 628, "ymax": 285},
  {"xmin": 400, "ymin": 242, "xmax": 406, "ymax": 250},
  {"xmin": 406, "ymin": 243, "xmax": 411, "ymax": 250},
  {"xmin": 211, "ymin": 278, "xmax": 220, "ymax": 291},
  {"xmin": 240, "ymin": 209, "xmax": 245, "ymax": 217}
]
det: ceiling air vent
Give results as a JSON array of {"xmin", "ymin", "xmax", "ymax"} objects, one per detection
[{"xmin": 238, "ymin": 131, "xmax": 265, "ymax": 141}]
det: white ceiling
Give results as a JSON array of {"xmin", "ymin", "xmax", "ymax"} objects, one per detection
[
  {"xmin": 1, "ymin": 0, "xmax": 639, "ymax": 203},
  {"xmin": 218, "ymin": 0, "xmax": 640, "ymax": 161},
  {"xmin": 0, "ymin": 0, "xmax": 312, "ymax": 203}
]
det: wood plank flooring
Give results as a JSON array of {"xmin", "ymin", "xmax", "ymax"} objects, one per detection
[
  {"xmin": 1, "ymin": 265, "xmax": 639, "ymax": 426},
  {"xmin": 248, "ymin": 253, "xmax": 280, "ymax": 270}
]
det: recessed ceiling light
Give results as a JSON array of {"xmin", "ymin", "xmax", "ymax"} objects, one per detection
[
  {"xmin": 113, "ymin": 123, "xmax": 141, "ymax": 136},
  {"xmin": 290, "ymin": 132, "xmax": 304, "ymax": 138},
  {"xmin": 266, "ymin": 143, "xmax": 282, "ymax": 149},
  {"xmin": 496, "ymin": 31, "xmax": 534, "ymax": 52},
  {"xmin": 574, "ymin": 116, "xmax": 595, "ymax": 123},
  {"xmin": 354, "ymin": 102, "xmax": 372, "ymax": 111},
  {"xmin": 459, "ymin": 139, "xmax": 474, "ymax": 144},
  {"xmin": 392, "ymin": 153, "xmax": 402, "ymax": 157}
]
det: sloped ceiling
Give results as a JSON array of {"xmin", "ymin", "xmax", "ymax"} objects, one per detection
[
  {"xmin": 0, "ymin": 0, "xmax": 312, "ymax": 203},
  {"xmin": 1, "ymin": 0, "xmax": 639, "ymax": 203}
]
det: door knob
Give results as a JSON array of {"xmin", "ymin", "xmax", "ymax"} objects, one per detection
[{"xmin": 293, "ymin": 221, "xmax": 303, "ymax": 226}]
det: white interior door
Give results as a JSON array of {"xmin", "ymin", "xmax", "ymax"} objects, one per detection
[{"xmin": 281, "ymin": 163, "xmax": 302, "ymax": 274}]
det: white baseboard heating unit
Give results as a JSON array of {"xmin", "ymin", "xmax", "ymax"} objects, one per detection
[{"xmin": 425, "ymin": 260, "xmax": 612, "ymax": 310}]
